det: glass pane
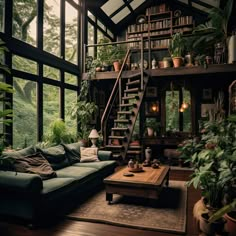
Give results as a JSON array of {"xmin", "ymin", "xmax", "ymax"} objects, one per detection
[
  {"xmin": 183, "ymin": 90, "xmax": 191, "ymax": 131},
  {"xmin": 43, "ymin": 84, "xmax": 60, "ymax": 134},
  {"xmin": 12, "ymin": 0, "xmax": 37, "ymax": 46},
  {"xmin": 43, "ymin": 65, "xmax": 60, "ymax": 80},
  {"xmin": 0, "ymin": 0, "xmax": 4, "ymax": 32},
  {"xmin": 97, "ymin": 20, "xmax": 105, "ymax": 31},
  {"xmin": 65, "ymin": 89, "xmax": 77, "ymax": 136},
  {"xmin": 43, "ymin": 0, "xmax": 60, "ymax": 57},
  {"xmin": 107, "ymin": 29, "xmax": 114, "ymax": 39},
  {"xmin": 165, "ymin": 90, "xmax": 179, "ymax": 132},
  {"xmin": 65, "ymin": 1, "xmax": 78, "ymax": 64},
  {"xmin": 65, "ymin": 72, "xmax": 77, "ymax": 85},
  {"xmin": 13, "ymin": 78, "xmax": 37, "ymax": 148},
  {"xmin": 88, "ymin": 10, "xmax": 95, "ymax": 21},
  {"xmin": 87, "ymin": 22, "xmax": 94, "ymax": 57},
  {"xmin": 0, "ymin": 75, "xmax": 4, "ymax": 140},
  {"xmin": 12, "ymin": 55, "xmax": 38, "ymax": 75}
]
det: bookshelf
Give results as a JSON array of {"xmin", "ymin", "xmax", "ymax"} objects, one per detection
[{"xmin": 126, "ymin": 3, "xmax": 194, "ymax": 67}]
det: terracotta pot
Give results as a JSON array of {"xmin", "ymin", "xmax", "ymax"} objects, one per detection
[
  {"xmin": 113, "ymin": 61, "xmax": 121, "ymax": 72},
  {"xmin": 147, "ymin": 127, "xmax": 154, "ymax": 136},
  {"xmin": 225, "ymin": 211, "xmax": 236, "ymax": 236},
  {"xmin": 172, "ymin": 57, "xmax": 183, "ymax": 68},
  {"xmin": 199, "ymin": 213, "xmax": 225, "ymax": 235}
]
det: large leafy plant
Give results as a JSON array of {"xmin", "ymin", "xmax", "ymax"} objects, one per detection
[
  {"xmin": 187, "ymin": 119, "xmax": 236, "ymax": 210},
  {"xmin": 193, "ymin": 0, "xmax": 233, "ymax": 49}
]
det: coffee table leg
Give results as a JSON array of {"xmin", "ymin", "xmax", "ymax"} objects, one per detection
[
  {"xmin": 106, "ymin": 192, "xmax": 113, "ymax": 204},
  {"xmin": 165, "ymin": 171, "xmax": 169, "ymax": 187}
]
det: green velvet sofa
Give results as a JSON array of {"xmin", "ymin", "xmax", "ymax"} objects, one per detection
[{"xmin": 0, "ymin": 142, "xmax": 117, "ymax": 226}]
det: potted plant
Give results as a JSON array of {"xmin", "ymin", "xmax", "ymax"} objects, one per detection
[
  {"xmin": 187, "ymin": 118, "xmax": 236, "ymax": 234},
  {"xmin": 193, "ymin": 0, "xmax": 233, "ymax": 64},
  {"xmin": 40, "ymin": 118, "xmax": 76, "ymax": 147},
  {"xmin": 70, "ymin": 80, "xmax": 98, "ymax": 145},
  {"xmin": 110, "ymin": 44, "xmax": 126, "ymax": 72},
  {"xmin": 145, "ymin": 118, "xmax": 160, "ymax": 137},
  {"xmin": 168, "ymin": 32, "xmax": 185, "ymax": 68}
]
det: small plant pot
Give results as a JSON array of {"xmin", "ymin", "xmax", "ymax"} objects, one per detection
[
  {"xmin": 225, "ymin": 211, "xmax": 236, "ymax": 236},
  {"xmin": 172, "ymin": 57, "xmax": 183, "ymax": 68},
  {"xmin": 113, "ymin": 61, "xmax": 121, "ymax": 72},
  {"xmin": 147, "ymin": 127, "xmax": 154, "ymax": 136}
]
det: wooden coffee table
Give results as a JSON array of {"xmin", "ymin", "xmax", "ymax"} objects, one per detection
[{"xmin": 103, "ymin": 165, "xmax": 170, "ymax": 204}]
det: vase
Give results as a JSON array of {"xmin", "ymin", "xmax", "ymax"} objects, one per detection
[
  {"xmin": 145, "ymin": 147, "xmax": 152, "ymax": 162},
  {"xmin": 228, "ymin": 31, "xmax": 236, "ymax": 64},
  {"xmin": 172, "ymin": 57, "xmax": 183, "ymax": 68}
]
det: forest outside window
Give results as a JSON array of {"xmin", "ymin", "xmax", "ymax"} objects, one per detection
[{"xmin": 165, "ymin": 87, "xmax": 191, "ymax": 133}]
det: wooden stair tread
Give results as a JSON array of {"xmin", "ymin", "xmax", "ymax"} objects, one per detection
[
  {"xmin": 111, "ymin": 127, "xmax": 129, "ymax": 132},
  {"xmin": 117, "ymin": 111, "xmax": 133, "ymax": 115},
  {"xmin": 105, "ymin": 145, "xmax": 124, "ymax": 149},
  {"xmin": 122, "ymin": 95, "xmax": 139, "ymax": 100},
  {"xmin": 124, "ymin": 88, "xmax": 139, "ymax": 93},
  {"xmin": 108, "ymin": 135, "xmax": 126, "ymax": 140},
  {"xmin": 126, "ymin": 79, "xmax": 140, "ymax": 86},
  {"xmin": 114, "ymin": 119, "xmax": 130, "ymax": 123},
  {"xmin": 120, "ymin": 103, "xmax": 136, "ymax": 108}
]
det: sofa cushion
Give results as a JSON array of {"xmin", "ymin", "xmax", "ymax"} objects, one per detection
[
  {"xmin": 56, "ymin": 166, "xmax": 98, "ymax": 182},
  {"xmin": 61, "ymin": 142, "xmax": 81, "ymax": 164},
  {"xmin": 42, "ymin": 177, "xmax": 75, "ymax": 194},
  {"xmin": 80, "ymin": 147, "xmax": 99, "ymax": 162},
  {"xmin": 74, "ymin": 160, "xmax": 116, "ymax": 170},
  {"xmin": 37, "ymin": 145, "xmax": 70, "ymax": 170}
]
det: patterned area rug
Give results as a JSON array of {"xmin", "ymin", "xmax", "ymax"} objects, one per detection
[{"xmin": 67, "ymin": 181, "xmax": 187, "ymax": 234}]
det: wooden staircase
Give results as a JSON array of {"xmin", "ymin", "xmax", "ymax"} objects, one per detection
[{"xmin": 104, "ymin": 72, "xmax": 149, "ymax": 164}]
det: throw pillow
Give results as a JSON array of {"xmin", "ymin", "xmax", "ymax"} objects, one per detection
[
  {"xmin": 80, "ymin": 147, "xmax": 99, "ymax": 162},
  {"xmin": 11, "ymin": 152, "xmax": 57, "ymax": 180},
  {"xmin": 61, "ymin": 142, "xmax": 81, "ymax": 164},
  {"xmin": 36, "ymin": 145, "xmax": 69, "ymax": 170}
]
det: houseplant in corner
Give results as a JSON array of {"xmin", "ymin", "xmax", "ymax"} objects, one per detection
[
  {"xmin": 188, "ymin": 118, "xmax": 236, "ymax": 234},
  {"xmin": 168, "ymin": 32, "xmax": 185, "ymax": 68}
]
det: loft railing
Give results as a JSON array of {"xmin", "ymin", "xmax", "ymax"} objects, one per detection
[{"xmin": 84, "ymin": 37, "xmax": 145, "ymax": 144}]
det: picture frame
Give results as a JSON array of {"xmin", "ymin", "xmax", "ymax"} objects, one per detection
[
  {"xmin": 202, "ymin": 88, "xmax": 213, "ymax": 101},
  {"xmin": 201, "ymin": 103, "xmax": 216, "ymax": 118},
  {"xmin": 146, "ymin": 87, "xmax": 157, "ymax": 97},
  {"xmin": 145, "ymin": 101, "xmax": 159, "ymax": 115}
]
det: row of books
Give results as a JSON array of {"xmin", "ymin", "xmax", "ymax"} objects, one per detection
[
  {"xmin": 150, "ymin": 30, "xmax": 171, "ymax": 36},
  {"xmin": 150, "ymin": 39, "xmax": 170, "ymax": 49},
  {"xmin": 173, "ymin": 16, "xmax": 193, "ymax": 26},
  {"xmin": 173, "ymin": 27, "xmax": 193, "ymax": 34},
  {"xmin": 147, "ymin": 3, "xmax": 169, "ymax": 15},
  {"xmin": 150, "ymin": 19, "xmax": 171, "ymax": 30},
  {"xmin": 127, "ymin": 23, "xmax": 148, "ymax": 33}
]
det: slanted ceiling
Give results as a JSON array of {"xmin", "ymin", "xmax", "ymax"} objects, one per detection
[{"xmin": 86, "ymin": 0, "xmax": 221, "ymax": 35}]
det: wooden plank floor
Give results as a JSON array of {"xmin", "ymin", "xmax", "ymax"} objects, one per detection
[{"xmin": 0, "ymin": 168, "xmax": 201, "ymax": 236}]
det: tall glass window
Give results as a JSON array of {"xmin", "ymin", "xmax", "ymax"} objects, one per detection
[
  {"xmin": 43, "ymin": 84, "xmax": 60, "ymax": 134},
  {"xmin": 13, "ymin": 78, "xmax": 37, "ymax": 148},
  {"xmin": 43, "ymin": 0, "xmax": 60, "ymax": 57},
  {"xmin": 166, "ymin": 90, "xmax": 179, "ymax": 132},
  {"xmin": 12, "ymin": 0, "xmax": 37, "ymax": 46},
  {"xmin": 87, "ymin": 22, "xmax": 95, "ymax": 57},
  {"xmin": 65, "ymin": 2, "xmax": 78, "ymax": 64},
  {"xmin": 65, "ymin": 89, "xmax": 77, "ymax": 136},
  {"xmin": 0, "ymin": 0, "xmax": 4, "ymax": 32}
]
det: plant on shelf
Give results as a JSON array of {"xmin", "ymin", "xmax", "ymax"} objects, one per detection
[
  {"xmin": 70, "ymin": 80, "xmax": 98, "ymax": 144},
  {"xmin": 193, "ymin": 0, "xmax": 233, "ymax": 63},
  {"xmin": 145, "ymin": 118, "xmax": 160, "ymax": 137},
  {"xmin": 168, "ymin": 32, "xmax": 185, "ymax": 68}
]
